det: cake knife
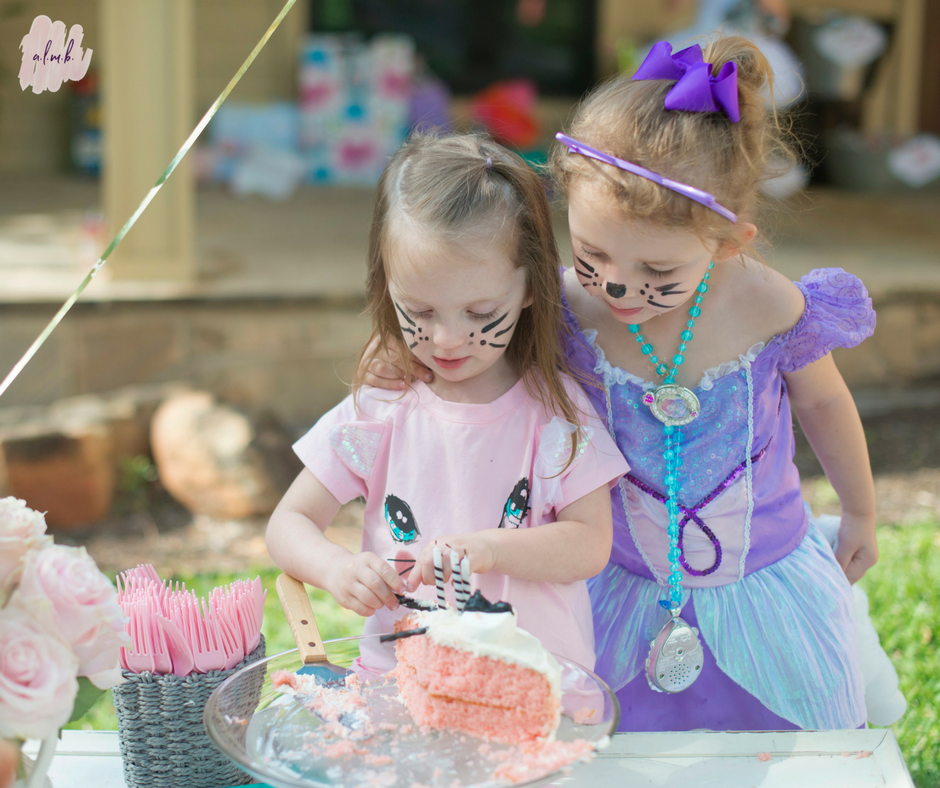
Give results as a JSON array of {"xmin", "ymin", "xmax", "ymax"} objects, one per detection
[
  {"xmin": 275, "ymin": 573, "xmax": 430, "ymax": 672},
  {"xmin": 275, "ymin": 573, "xmax": 356, "ymax": 686}
]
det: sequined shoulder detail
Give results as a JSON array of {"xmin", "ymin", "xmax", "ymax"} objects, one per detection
[
  {"xmin": 774, "ymin": 268, "xmax": 876, "ymax": 373},
  {"xmin": 532, "ymin": 417, "xmax": 593, "ymax": 509},
  {"xmin": 328, "ymin": 424, "xmax": 385, "ymax": 479}
]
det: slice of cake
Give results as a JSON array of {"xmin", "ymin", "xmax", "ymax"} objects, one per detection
[{"xmin": 391, "ymin": 592, "xmax": 562, "ymax": 745}]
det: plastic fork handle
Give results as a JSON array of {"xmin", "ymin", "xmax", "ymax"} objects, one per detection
[{"xmin": 275, "ymin": 574, "xmax": 328, "ymax": 665}]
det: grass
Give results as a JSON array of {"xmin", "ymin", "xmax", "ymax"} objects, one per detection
[
  {"xmin": 862, "ymin": 521, "xmax": 940, "ymax": 788},
  {"xmin": 68, "ymin": 525, "xmax": 940, "ymax": 787}
]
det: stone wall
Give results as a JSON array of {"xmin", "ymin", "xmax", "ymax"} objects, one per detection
[{"xmin": 0, "ymin": 298, "xmax": 371, "ymax": 432}]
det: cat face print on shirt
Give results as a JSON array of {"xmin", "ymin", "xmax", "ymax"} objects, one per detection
[
  {"xmin": 385, "ymin": 494, "xmax": 419, "ymax": 543},
  {"xmin": 499, "ymin": 478, "xmax": 530, "ymax": 529}
]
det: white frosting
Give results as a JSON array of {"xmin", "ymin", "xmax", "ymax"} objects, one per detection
[{"xmin": 410, "ymin": 607, "xmax": 562, "ymax": 695}]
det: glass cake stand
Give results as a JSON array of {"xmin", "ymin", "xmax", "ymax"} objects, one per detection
[{"xmin": 204, "ymin": 640, "xmax": 619, "ymax": 788}]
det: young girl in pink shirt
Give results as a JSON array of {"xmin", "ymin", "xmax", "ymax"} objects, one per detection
[{"xmin": 266, "ymin": 132, "xmax": 628, "ymax": 673}]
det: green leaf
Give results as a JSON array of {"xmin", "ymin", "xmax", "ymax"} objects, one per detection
[{"xmin": 67, "ymin": 677, "xmax": 106, "ymax": 726}]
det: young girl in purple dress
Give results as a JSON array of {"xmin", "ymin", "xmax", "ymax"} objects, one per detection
[
  {"xmin": 550, "ymin": 36, "xmax": 883, "ymax": 731},
  {"xmin": 366, "ymin": 36, "xmax": 904, "ymax": 732}
]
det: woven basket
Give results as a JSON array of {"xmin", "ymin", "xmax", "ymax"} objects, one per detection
[{"xmin": 113, "ymin": 635, "xmax": 265, "ymax": 788}]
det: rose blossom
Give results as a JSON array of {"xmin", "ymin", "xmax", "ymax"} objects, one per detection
[
  {"xmin": 0, "ymin": 497, "xmax": 51, "ymax": 597},
  {"xmin": 0, "ymin": 606, "xmax": 78, "ymax": 740},
  {"xmin": 13, "ymin": 545, "xmax": 128, "ymax": 689}
]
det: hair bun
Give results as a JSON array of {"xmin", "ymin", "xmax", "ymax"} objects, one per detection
[{"xmin": 704, "ymin": 36, "xmax": 772, "ymax": 94}]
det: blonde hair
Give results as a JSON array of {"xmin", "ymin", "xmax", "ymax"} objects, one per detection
[
  {"xmin": 551, "ymin": 35, "xmax": 797, "ymax": 257},
  {"xmin": 355, "ymin": 131, "xmax": 585, "ymax": 467}
]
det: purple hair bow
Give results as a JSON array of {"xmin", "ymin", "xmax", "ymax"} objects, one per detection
[{"xmin": 633, "ymin": 42, "xmax": 740, "ymax": 123}]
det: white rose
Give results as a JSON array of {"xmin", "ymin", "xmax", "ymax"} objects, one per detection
[
  {"xmin": 0, "ymin": 497, "xmax": 51, "ymax": 596},
  {"xmin": 0, "ymin": 607, "xmax": 78, "ymax": 740},
  {"xmin": 13, "ymin": 545, "xmax": 128, "ymax": 689}
]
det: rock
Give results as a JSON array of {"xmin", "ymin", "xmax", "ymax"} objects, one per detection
[
  {"xmin": 0, "ymin": 382, "xmax": 189, "ymax": 528},
  {"xmin": 150, "ymin": 391, "xmax": 301, "ymax": 519},
  {"xmin": 1, "ymin": 423, "xmax": 115, "ymax": 529}
]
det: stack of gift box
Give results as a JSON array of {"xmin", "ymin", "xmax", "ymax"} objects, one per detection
[{"xmin": 299, "ymin": 33, "xmax": 414, "ymax": 185}]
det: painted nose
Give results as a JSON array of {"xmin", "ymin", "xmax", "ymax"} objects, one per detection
[{"xmin": 605, "ymin": 281, "xmax": 627, "ymax": 299}]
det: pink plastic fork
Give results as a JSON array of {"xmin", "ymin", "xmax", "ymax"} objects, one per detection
[
  {"xmin": 145, "ymin": 597, "xmax": 172, "ymax": 675},
  {"xmin": 123, "ymin": 601, "xmax": 155, "ymax": 674},
  {"xmin": 188, "ymin": 596, "xmax": 225, "ymax": 673},
  {"xmin": 210, "ymin": 593, "xmax": 244, "ymax": 670}
]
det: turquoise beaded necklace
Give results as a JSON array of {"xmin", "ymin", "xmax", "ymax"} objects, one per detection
[{"xmin": 628, "ymin": 261, "xmax": 713, "ymax": 694}]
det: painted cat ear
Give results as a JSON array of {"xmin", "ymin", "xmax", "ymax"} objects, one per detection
[{"xmin": 328, "ymin": 423, "xmax": 384, "ymax": 478}]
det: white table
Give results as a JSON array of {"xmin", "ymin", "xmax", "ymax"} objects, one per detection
[{"xmin": 25, "ymin": 728, "xmax": 914, "ymax": 788}]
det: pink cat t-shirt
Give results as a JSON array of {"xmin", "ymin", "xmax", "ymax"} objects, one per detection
[{"xmin": 293, "ymin": 372, "xmax": 629, "ymax": 672}]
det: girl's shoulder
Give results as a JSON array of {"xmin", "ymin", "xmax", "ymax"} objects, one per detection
[{"xmin": 723, "ymin": 259, "xmax": 806, "ymax": 340}]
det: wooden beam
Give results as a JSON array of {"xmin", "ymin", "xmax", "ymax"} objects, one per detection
[{"xmin": 101, "ymin": 0, "xmax": 195, "ymax": 282}]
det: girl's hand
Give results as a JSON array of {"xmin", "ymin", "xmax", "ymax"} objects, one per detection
[
  {"xmin": 407, "ymin": 535, "xmax": 497, "ymax": 590},
  {"xmin": 360, "ymin": 335, "xmax": 434, "ymax": 390},
  {"xmin": 325, "ymin": 551, "xmax": 407, "ymax": 616},
  {"xmin": 835, "ymin": 512, "xmax": 878, "ymax": 584}
]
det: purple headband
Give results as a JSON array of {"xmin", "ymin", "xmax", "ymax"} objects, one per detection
[
  {"xmin": 555, "ymin": 132, "xmax": 737, "ymax": 223},
  {"xmin": 633, "ymin": 41, "xmax": 740, "ymax": 123}
]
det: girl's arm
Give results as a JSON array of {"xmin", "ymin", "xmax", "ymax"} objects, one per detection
[
  {"xmin": 266, "ymin": 469, "xmax": 407, "ymax": 616},
  {"xmin": 407, "ymin": 483, "xmax": 613, "ymax": 587},
  {"xmin": 783, "ymin": 353, "xmax": 877, "ymax": 583}
]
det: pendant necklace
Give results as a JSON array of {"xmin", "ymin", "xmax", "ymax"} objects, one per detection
[{"xmin": 628, "ymin": 261, "xmax": 713, "ymax": 694}]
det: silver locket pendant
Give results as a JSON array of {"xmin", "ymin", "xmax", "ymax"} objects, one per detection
[
  {"xmin": 645, "ymin": 616, "xmax": 705, "ymax": 693},
  {"xmin": 643, "ymin": 384, "xmax": 701, "ymax": 427}
]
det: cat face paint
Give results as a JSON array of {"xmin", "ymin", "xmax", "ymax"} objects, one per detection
[
  {"xmin": 387, "ymin": 226, "xmax": 530, "ymax": 389},
  {"xmin": 567, "ymin": 179, "xmax": 718, "ymax": 327},
  {"xmin": 575, "ymin": 256, "xmax": 628, "ymax": 300}
]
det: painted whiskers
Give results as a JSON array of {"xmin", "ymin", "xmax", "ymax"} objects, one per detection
[{"xmin": 396, "ymin": 304, "xmax": 515, "ymax": 350}]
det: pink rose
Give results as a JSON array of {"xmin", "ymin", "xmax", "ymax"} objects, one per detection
[
  {"xmin": 0, "ymin": 606, "xmax": 78, "ymax": 740},
  {"xmin": 14, "ymin": 545, "xmax": 128, "ymax": 689},
  {"xmin": 0, "ymin": 497, "xmax": 51, "ymax": 597}
]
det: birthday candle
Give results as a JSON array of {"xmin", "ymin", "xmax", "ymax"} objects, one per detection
[
  {"xmin": 450, "ymin": 549, "xmax": 466, "ymax": 610},
  {"xmin": 432, "ymin": 545, "xmax": 446, "ymax": 608},
  {"xmin": 460, "ymin": 556, "xmax": 471, "ymax": 605}
]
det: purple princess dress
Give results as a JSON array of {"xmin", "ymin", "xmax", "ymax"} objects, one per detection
[{"xmin": 562, "ymin": 268, "xmax": 877, "ymax": 732}]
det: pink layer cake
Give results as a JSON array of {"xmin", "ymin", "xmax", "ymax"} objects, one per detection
[{"xmin": 392, "ymin": 599, "xmax": 562, "ymax": 745}]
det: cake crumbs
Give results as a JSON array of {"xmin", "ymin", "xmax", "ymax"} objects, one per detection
[
  {"xmin": 272, "ymin": 669, "xmax": 376, "ymax": 740},
  {"xmin": 492, "ymin": 739, "xmax": 596, "ymax": 783},
  {"xmin": 571, "ymin": 707, "xmax": 598, "ymax": 724},
  {"xmin": 364, "ymin": 754, "xmax": 395, "ymax": 767},
  {"xmin": 757, "ymin": 752, "xmax": 772, "ymax": 762},
  {"xmin": 855, "ymin": 751, "xmax": 871, "ymax": 759}
]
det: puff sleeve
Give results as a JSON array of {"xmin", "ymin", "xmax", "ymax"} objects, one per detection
[
  {"xmin": 292, "ymin": 395, "xmax": 387, "ymax": 504},
  {"xmin": 531, "ymin": 379, "xmax": 629, "ymax": 513},
  {"xmin": 774, "ymin": 268, "xmax": 876, "ymax": 373}
]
